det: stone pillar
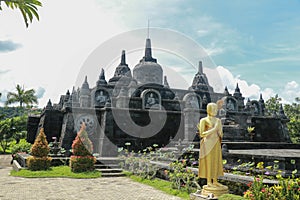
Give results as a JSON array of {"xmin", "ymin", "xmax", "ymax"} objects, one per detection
[
  {"xmin": 59, "ymin": 113, "xmax": 76, "ymax": 153},
  {"xmin": 97, "ymin": 109, "xmax": 118, "ymax": 157},
  {"xmin": 183, "ymin": 108, "xmax": 200, "ymax": 143}
]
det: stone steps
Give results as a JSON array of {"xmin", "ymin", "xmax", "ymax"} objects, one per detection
[{"xmin": 95, "ymin": 157, "xmax": 125, "ymax": 177}]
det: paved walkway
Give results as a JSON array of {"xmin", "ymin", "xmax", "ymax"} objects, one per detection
[{"xmin": 0, "ymin": 155, "xmax": 182, "ymax": 200}]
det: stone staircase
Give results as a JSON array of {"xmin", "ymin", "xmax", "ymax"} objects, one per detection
[{"xmin": 95, "ymin": 157, "xmax": 125, "ymax": 177}]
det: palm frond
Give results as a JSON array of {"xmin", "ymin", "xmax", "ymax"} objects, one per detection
[{"xmin": 1, "ymin": 0, "xmax": 42, "ymax": 27}]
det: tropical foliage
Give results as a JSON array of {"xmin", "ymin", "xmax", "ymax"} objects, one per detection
[
  {"xmin": 10, "ymin": 138, "xmax": 32, "ymax": 154},
  {"xmin": 284, "ymin": 97, "xmax": 300, "ymax": 143},
  {"xmin": 265, "ymin": 95, "xmax": 300, "ymax": 143},
  {"xmin": 0, "ymin": 117, "xmax": 14, "ymax": 153},
  {"xmin": 265, "ymin": 94, "xmax": 282, "ymax": 116},
  {"xmin": 0, "ymin": 0, "xmax": 42, "ymax": 27},
  {"xmin": 0, "ymin": 115, "xmax": 27, "ymax": 152},
  {"xmin": 5, "ymin": 84, "xmax": 38, "ymax": 107}
]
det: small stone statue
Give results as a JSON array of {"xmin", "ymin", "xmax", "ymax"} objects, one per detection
[
  {"xmin": 146, "ymin": 93, "xmax": 156, "ymax": 108},
  {"xmin": 196, "ymin": 102, "xmax": 228, "ymax": 197}
]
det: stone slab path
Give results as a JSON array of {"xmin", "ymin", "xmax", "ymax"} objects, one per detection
[{"xmin": 0, "ymin": 155, "xmax": 182, "ymax": 200}]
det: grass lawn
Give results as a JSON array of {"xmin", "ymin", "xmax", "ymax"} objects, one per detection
[
  {"xmin": 10, "ymin": 166, "xmax": 101, "ymax": 178},
  {"xmin": 123, "ymin": 171, "xmax": 192, "ymax": 200},
  {"xmin": 124, "ymin": 172, "xmax": 245, "ymax": 200}
]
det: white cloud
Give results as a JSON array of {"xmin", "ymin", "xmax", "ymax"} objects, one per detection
[
  {"xmin": 281, "ymin": 81, "xmax": 300, "ymax": 103},
  {"xmin": 285, "ymin": 81, "xmax": 298, "ymax": 90},
  {"xmin": 209, "ymin": 66, "xmax": 299, "ymax": 104},
  {"xmin": 0, "ymin": 0, "xmax": 126, "ymax": 107},
  {"xmin": 205, "ymin": 47, "xmax": 224, "ymax": 56},
  {"xmin": 214, "ymin": 66, "xmax": 276, "ymax": 101}
]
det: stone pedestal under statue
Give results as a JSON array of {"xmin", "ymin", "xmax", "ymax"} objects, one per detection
[{"xmin": 190, "ymin": 185, "xmax": 229, "ymax": 199}]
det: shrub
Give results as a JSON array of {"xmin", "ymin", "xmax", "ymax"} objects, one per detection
[
  {"xmin": 71, "ymin": 125, "xmax": 93, "ymax": 156},
  {"xmin": 27, "ymin": 128, "xmax": 52, "ymax": 171},
  {"xmin": 10, "ymin": 139, "xmax": 32, "ymax": 154},
  {"xmin": 70, "ymin": 156, "xmax": 96, "ymax": 173},
  {"xmin": 26, "ymin": 156, "xmax": 52, "ymax": 171},
  {"xmin": 167, "ymin": 160, "xmax": 199, "ymax": 193},
  {"xmin": 30, "ymin": 128, "xmax": 50, "ymax": 157},
  {"xmin": 70, "ymin": 123, "xmax": 95, "ymax": 173}
]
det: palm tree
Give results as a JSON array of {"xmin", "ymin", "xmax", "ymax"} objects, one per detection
[
  {"xmin": 6, "ymin": 84, "xmax": 38, "ymax": 107},
  {"xmin": 0, "ymin": 0, "xmax": 42, "ymax": 27}
]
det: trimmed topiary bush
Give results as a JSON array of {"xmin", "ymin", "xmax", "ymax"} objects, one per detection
[
  {"xmin": 70, "ymin": 123, "xmax": 96, "ymax": 173},
  {"xmin": 26, "ymin": 156, "xmax": 52, "ymax": 171},
  {"xmin": 70, "ymin": 156, "xmax": 96, "ymax": 173},
  {"xmin": 27, "ymin": 128, "xmax": 52, "ymax": 171}
]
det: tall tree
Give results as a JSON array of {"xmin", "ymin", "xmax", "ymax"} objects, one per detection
[
  {"xmin": 284, "ymin": 97, "xmax": 300, "ymax": 143},
  {"xmin": 0, "ymin": 118, "xmax": 14, "ymax": 153},
  {"xmin": 6, "ymin": 84, "xmax": 38, "ymax": 107},
  {"xmin": 265, "ymin": 94, "xmax": 282, "ymax": 115},
  {"xmin": 0, "ymin": 0, "xmax": 42, "ymax": 27}
]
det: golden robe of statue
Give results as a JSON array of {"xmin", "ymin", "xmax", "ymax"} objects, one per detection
[{"xmin": 197, "ymin": 102, "xmax": 224, "ymax": 188}]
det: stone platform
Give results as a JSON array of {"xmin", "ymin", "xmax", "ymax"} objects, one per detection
[{"xmin": 225, "ymin": 149, "xmax": 300, "ymax": 175}]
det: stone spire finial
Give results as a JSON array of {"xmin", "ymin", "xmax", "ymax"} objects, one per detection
[
  {"xmin": 164, "ymin": 76, "xmax": 169, "ymax": 88},
  {"xmin": 279, "ymin": 104, "xmax": 287, "ymax": 118},
  {"xmin": 45, "ymin": 99, "xmax": 53, "ymax": 110},
  {"xmin": 235, "ymin": 83, "xmax": 240, "ymax": 93},
  {"xmin": 145, "ymin": 38, "xmax": 152, "ymax": 61},
  {"xmin": 259, "ymin": 93, "xmax": 264, "ymax": 103},
  {"xmin": 224, "ymin": 86, "xmax": 230, "ymax": 96},
  {"xmin": 81, "ymin": 76, "xmax": 89, "ymax": 89},
  {"xmin": 198, "ymin": 61, "xmax": 203, "ymax": 74},
  {"xmin": 233, "ymin": 83, "xmax": 242, "ymax": 97},
  {"xmin": 80, "ymin": 76, "xmax": 90, "ymax": 97},
  {"xmin": 121, "ymin": 50, "xmax": 126, "ymax": 65},
  {"xmin": 64, "ymin": 90, "xmax": 70, "ymax": 103},
  {"xmin": 100, "ymin": 69, "xmax": 105, "ymax": 80},
  {"xmin": 97, "ymin": 68, "xmax": 107, "ymax": 85}
]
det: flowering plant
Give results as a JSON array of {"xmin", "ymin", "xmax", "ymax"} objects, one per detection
[
  {"xmin": 244, "ymin": 173, "xmax": 300, "ymax": 200},
  {"xmin": 247, "ymin": 126, "xmax": 255, "ymax": 140}
]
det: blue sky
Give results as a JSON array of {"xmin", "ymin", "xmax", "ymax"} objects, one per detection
[{"xmin": 0, "ymin": 0, "xmax": 299, "ymax": 106}]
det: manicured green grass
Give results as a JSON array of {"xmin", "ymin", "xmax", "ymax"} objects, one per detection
[
  {"xmin": 10, "ymin": 166, "xmax": 101, "ymax": 178},
  {"xmin": 123, "ymin": 171, "xmax": 192, "ymax": 200}
]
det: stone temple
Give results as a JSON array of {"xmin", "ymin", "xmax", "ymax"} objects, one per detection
[{"xmin": 27, "ymin": 37, "xmax": 292, "ymax": 157}]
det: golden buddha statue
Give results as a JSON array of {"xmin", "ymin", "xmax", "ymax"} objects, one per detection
[{"xmin": 196, "ymin": 102, "xmax": 228, "ymax": 198}]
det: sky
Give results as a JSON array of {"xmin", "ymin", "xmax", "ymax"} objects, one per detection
[{"xmin": 0, "ymin": 0, "xmax": 299, "ymax": 107}]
